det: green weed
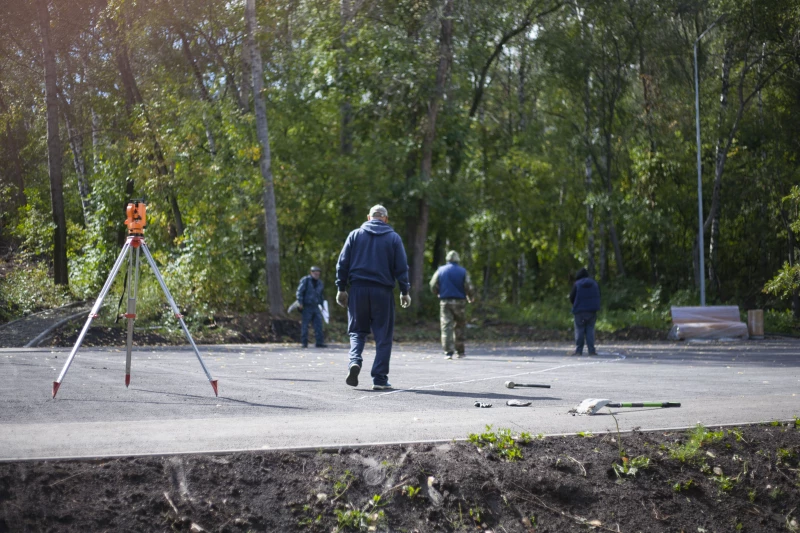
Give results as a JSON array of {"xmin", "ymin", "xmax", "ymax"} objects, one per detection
[
  {"xmin": 403, "ymin": 485, "xmax": 421, "ymax": 499},
  {"xmin": 577, "ymin": 431, "xmax": 593, "ymax": 438},
  {"xmin": 613, "ymin": 455, "xmax": 650, "ymax": 478},
  {"xmin": 468, "ymin": 426, "xmax": 526, "ymax": 461},
  {"xmin": 668, "ymin": 424, "xmax": 724, "ymax": 463},
  {"xmin": 672, "ymin": 479, "xmax": 695, "ymax": 492},
  {"xmin": 333, "ymin": 470, "xmax": 355, "ymax": 500}
]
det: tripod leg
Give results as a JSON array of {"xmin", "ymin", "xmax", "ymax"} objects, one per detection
[
  {"xmin": 53, "ymin": 241, "xmax": 132, "ymax": 398},
  {"xmin": 124, "ymin": 244, "xmax": 142, "ymax": 387},
  {"xmin": 140, "ymin": 242, "xmax": 218, "ymax": 396}
]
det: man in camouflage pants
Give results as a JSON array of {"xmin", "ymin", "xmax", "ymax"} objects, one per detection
[{"xmin": 430, "ymin": 251, "xmax": 474, "ymax": 359}]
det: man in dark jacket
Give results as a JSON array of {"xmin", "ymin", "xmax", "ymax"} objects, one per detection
[
  {"xmin": 430, "ymin": 251, "xmax": 474, "ymax": 359},
  {"xmin": 296, "ymin": 266, "xmax": 327, "ymax": 348},
  {"xmin": 569, "ymin": 267, "xmax": 600, "ymax": 355},
  {"xmin": 336, "ymin": 205, "xmax": 411, "ymax": 390}
]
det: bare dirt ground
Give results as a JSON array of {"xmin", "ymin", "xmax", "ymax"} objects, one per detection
[{"xmin": 1, "ymin": 423, "xmax": 798, "ymax": 532}]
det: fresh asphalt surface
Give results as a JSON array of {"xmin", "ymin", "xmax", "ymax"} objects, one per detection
[{"xmin": 1, "ymin": 339, "xmax": 798, "ymax": 460}]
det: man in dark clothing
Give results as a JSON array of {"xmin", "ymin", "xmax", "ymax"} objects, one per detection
[
  {"xmin": 336, "ymin": 205, "xmax": 411, "ymax": 390},
  {"xmin": 296, "ymin": 266, "xmax": 327, "ymax": 348},
  {"xmin": 430, "ymin": 251, "xmax": 474, "ymax": 359},
  {"xmin": 569, "ymin": 267, "xmax": 600, "ymax": 355}
]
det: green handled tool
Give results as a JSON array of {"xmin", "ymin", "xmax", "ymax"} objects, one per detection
[{"xmin": 570, "ymin": 399, "xmax": 682, "ymax": 415}]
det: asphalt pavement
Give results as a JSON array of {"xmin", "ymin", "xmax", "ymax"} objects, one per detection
[{"xmin": 1, "ymin": 339, "xmax": 798, "ymax": 460}]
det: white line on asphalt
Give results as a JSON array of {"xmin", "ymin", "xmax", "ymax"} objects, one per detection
[{"xmin": 355, "ymin": 352, "xmax": 627, "ymax": 400}]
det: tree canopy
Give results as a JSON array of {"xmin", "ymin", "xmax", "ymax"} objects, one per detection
[{"xmin": 2, "ymin": 0, "xmax": 800, "ymax": 322}]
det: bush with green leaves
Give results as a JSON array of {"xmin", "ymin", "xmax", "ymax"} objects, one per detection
[{"xmin": 0, "ymin": 262, "xmax": 71, "ymax": 318}]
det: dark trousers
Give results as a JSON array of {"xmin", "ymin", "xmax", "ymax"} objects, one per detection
[
  {"xmin": 347, "ymin": 285, "xmax": 394, "ymax": 386},
  {"xmin": 301, "ymin": 306, "xmax": 324, "ymax": 346},
  {"xmin": 573, "ymin": 311, "xmax": 597, "ymax": 354}
]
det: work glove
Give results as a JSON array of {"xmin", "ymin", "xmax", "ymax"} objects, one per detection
[
  {"xmin": 400, "ymin": 294, "xmax": 411, "ymax": 308},
  {"xmin": 336, "ymin": 291, "xmax": 349, "ymax": 308}
]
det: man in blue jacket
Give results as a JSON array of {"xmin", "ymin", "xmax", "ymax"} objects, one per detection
[
  {"xmin": 336, "ymin": 205, "xmax": 411, "ymax": 390},
  {"xmin": 430, "ymin": 251, "xmax": 474, "ymax": 359},
  {"xmin": 569, "ymin": 267, "xmax": 600, "ymax": 356},
  {"xmin": 296, "ymin": 266, "xmax": 327, "ymax": 348}
]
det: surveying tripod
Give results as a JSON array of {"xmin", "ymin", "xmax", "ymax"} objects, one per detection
[{"xmin": 52, "ymin": 201, "xmax": 218, "ymax": 398}]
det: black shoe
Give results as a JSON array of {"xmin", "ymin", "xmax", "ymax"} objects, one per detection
[
  {"xmin": 587, "ymin": 350, "xmax": 597, "ymax": 356},
  {"xmin": 346, "ymin": 364, "xmax": 360, "ymax": 387},
  {"xmin": 315, "ymin": 344, "xmax": 328, "ymax": 348},
  {"xmin": 570, "ymin": 350, "xmax": 582, "ymax": 356},
  {"xmin": 444, "ymin": 352, "xmax": 454, "ymax": 360},
  {"xmin": 301, "ymin": 343, "xmax": 308, "ymax": 348}
]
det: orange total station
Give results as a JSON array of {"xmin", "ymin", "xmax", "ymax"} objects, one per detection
[{"xmin": 124, "ymin": 202, "xmax": 147, "ymax": 235}]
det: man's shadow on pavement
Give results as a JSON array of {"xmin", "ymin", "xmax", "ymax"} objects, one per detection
[{"xmin": 361, "ymin": 389, "xmax": 561, "ymax": 401}]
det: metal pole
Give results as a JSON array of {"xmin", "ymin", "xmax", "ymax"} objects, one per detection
[
  {"xmin": 692, "ymin": 16, "xmax": 724, "ymax": 307},
  {"xmin": 694, "ymin": 42, "xmax": 706, "ymax": 306}
]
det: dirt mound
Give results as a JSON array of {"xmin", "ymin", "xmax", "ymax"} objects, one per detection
[{"xmin": 1, "ymin": 423, "xmax": 797, "ymax": 532}]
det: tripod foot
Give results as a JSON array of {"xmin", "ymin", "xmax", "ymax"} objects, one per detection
[
  {"xmin": 210, "ymin": 380, "xmax": 218, "ymax": 397},
  {"xmin": 125, "ymin": 374, "xmax": 131, "ymax": 387},
  {"xmin": 52, "ymin": 381, "xmax": 60, "ymax": 399}
]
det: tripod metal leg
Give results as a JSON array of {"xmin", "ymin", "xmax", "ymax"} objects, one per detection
[
  {"xmin": 53, "ymin": 240, "xmax": 132, "ymax": 398},
  {"xmin": 140, "ymin": 242, "xmax": 218, "ymax": 396},
  {"xmin": 124, "ymin": 243, "xmax": 142, "ymax": 387}
]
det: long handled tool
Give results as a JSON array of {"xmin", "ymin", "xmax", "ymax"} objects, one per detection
[
  {"xmin": 571, "ymin": 398, "xmax": 681, "ymax": 415},
  {"xmin": 52, "ymin": 201, "xmax": 218, "ymax": 398},
  {"xmin": 504, "ymin": 381, "xmax": 551, "ymax": 389}
]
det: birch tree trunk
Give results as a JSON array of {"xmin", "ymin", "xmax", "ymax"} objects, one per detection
[
  {"xmin": 245, "ymin": 0, "xmax": 284, "ymax": 316},
  {"xmin": 36, "ymin": 0, "xmax": 68, "ymax": 285}
]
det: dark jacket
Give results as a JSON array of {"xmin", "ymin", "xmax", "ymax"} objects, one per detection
[
  {"xmin": 569, "ymin": 268, "xmax": 601, "ymax": 314},
  {"xmin": 336, "ymin": 220, "xmax": 411, "ymax": 294},
  {"xmin": 296, "ymin": 275, "xmax": 324, "ymax": 307},
  {"xmin": 430, "ymin": 262, "xmax": 473, "ymax": 300}
]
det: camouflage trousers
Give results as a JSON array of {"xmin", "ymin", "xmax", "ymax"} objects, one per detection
[{"xmin": 440, "ymin": 299, "xmax": 467, "ymax": 355}]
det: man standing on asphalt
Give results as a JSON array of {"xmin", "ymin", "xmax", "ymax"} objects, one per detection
[
  {"xmin": 336, "ymin": 205, "xmax": 411, "ymax": 390},
  {"xmin": 569, "ymin": 267, "xmax": 600, "ymax": 356},
  {"xmin": 430, "ymin": 251, "xmax": 474, "ymax": 359},
  {"xmin": 296, "ymin": 266, "xmax": 327, "ymax": 348}
]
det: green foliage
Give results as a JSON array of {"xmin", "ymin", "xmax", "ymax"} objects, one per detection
[
  {"xmin": 0, "ymin": 262, "xmax": 71, "ymax": 317},
  {"xmin": 333, "ymin": 470, "xmax": 355, "ymax": 499},
  {"xmin": 669, "ymin": 425, "xmax": 725, "ymax": 463},
  {"xmin": 672, "ymin": 479, "xmax": 695, "ymax": 492},
  {"xmin": 3, "ymin": 0, "xmax": 800, "ymax": 322},
  {"xmin": 402, "ymin": 485, "xmax": 421, "ymax": 499},
  {"xmin": 468, "ymin": 425, "xmax": 527, "ymax": 461},
  {"xmin": 612, "ymin": 455, "xmax": 650, "ymax": 478}
]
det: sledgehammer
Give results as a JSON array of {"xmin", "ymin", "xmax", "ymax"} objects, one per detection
[{"xmin": 505, "ymin": 381, "xmax": 551, "ymax": 389}]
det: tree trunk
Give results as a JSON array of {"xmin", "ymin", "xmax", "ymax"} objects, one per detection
[
  {"xmin": 706, "ymin": 40, "xmax": 734, "ymax": 295},
  {"xmin": 37, "ymin": 0, "xmax": 68, "ymax": 285},
  {"xmin": 0, "ymin": 83, "xmax": 27, "ymax": 209},
  {"xmin": 599, "ymin": 221, "xmax": 608, "ymax": 283},
  {"xmin": 585, "ymin": 156, "xmax": 595, "ymax": 278},
  {"xmin": 789, "ymin": 226, "xmax": 800, "ymax": 319},
  {"xmin": 410, "ymin": 0, "xmax": 453, "ymax": 309},
  {"xmin": 246, "ymin": 0, "xmax": 284, "ymax": 316},
  {"xmin": 179, "ymin": 30, "xmax": 217, "ymax": 155},
  {"xmin": 59, "ymin": 93, "xmax": 92, "ymax": 225},
  {"xmin": 339, "ymin": 0, "xmax": 354, "ymax": 155}
]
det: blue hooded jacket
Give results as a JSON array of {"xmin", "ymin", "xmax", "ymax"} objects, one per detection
[
  {"xmin": 296, "ymin": 275, "xmax": 324, "ymax": 307},
  {"xmin": 570, "ymin": 268, "xmax": 601, "ymax": 313},
  {"xmin": 336, "ymin": 220, "xmax": 411, "ymax": 294}
]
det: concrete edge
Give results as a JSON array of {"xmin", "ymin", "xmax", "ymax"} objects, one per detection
[
  {"xmin": 24, "ymin": 309, "xmax": 90, "ymax": 348},
  {"xmin": 2, "ymin": 418, "xmax": 795, "ymax": 463}
]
